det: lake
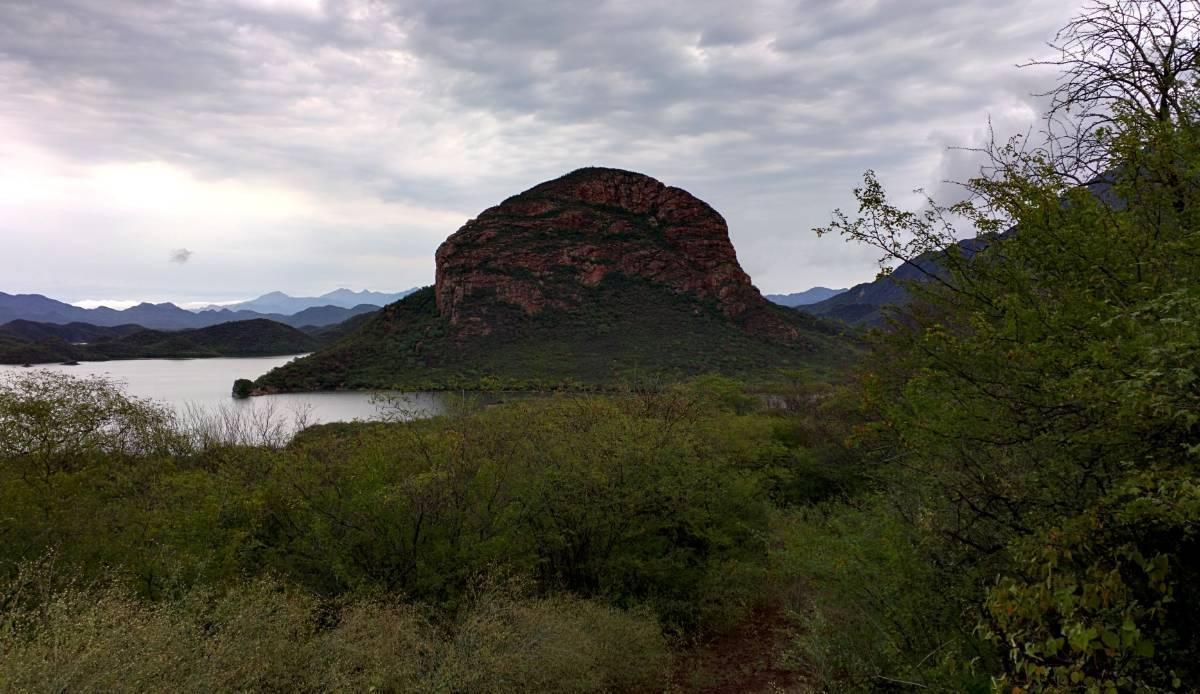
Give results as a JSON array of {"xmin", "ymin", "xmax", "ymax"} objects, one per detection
[{"xmin": 0, "ymin": 354, "xmax": 449, "ymax": 427}]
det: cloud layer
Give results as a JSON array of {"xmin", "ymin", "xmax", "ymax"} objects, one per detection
[{"xmin": 0, "ymin": 0, "xmax": 1082, "ymax": 304}]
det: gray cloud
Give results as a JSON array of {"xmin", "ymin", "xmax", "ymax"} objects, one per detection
[
  {"xmin": 0, "ymin": 0, "xmax": 1084, "ymax": 302},
  {"xmin": 170, "ymin": 248, "xmax": 193, "ymax": 264}
]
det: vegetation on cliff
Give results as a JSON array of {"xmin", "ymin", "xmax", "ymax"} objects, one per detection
[{"xmin": 255, "ymin": 277, "xmax": 850, "ymax": 392}]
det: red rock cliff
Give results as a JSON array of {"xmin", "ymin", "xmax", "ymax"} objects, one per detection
[{"xmin": 434, "ymin": 167, "xmax": 801, "ymax": 341}]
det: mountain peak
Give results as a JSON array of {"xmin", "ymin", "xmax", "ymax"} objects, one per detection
[{"xmin": 321, "ymin": 288, "xmax": 362, "ymax": 298}]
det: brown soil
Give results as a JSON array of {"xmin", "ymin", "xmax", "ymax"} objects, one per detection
[{"xmin": 667, "ymin": 605, "xmax": 812, "ymax": 693}]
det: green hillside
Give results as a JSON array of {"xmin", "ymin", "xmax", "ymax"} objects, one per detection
[
  {"xmin": 0, "ymin": 318, "xmax": 317, "ymax": 364},
  {"xmin": 253, "ymin": 278, "xmax": 853, "ymax": 392}
]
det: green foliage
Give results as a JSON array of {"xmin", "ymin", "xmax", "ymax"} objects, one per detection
[
  {"xmin": 676, "ymin": 374, "xmax": 763, "ymax": 415},
  {"xmin": 0, "ymin": 371, "xmax": 183, "ymax": 479},
  {"xmin": 802, "ymin": 87, "xmax": 1200, "ymax": 688},
  {"xmin": 981, "ymin": 473, "xmax": 1200, "ymax": 693},
  {"xmin": 772, "ymin": 500, "xmax": 994, "ymax": 692},
  {"xmin": 0, "ymin": 373, "xmax": 820, "ymax": 636},
  {"xmin": 251, "ymin": 394, "xmax": 778, "ymax": 630},
  {"xmin": 230, "ymin": 378, "xmax": 253, "ymax": 399},
  {"xmin": 1, "ymin": 373, "xmax": 856, "ymax": 688}
]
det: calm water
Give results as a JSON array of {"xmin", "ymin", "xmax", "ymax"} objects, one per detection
[{"xmin": 0, "ymin": 354, "xmax": 449, "ymax": 425}]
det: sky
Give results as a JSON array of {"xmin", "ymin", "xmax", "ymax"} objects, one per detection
[{"xmin": 0, "ymin": 0, "xmax": 1084, "ymax": 307}]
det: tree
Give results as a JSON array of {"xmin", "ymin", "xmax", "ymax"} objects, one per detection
[
  {"xmin": 815, "ymin": 0, "xmax": 1200, "ymax": 687},
  {"xmin": 1026, "ymin": 0, "xmax": 1200, "ymax": 181},
  {"xmin": 0, "ymin": 371, "xmax": 180, "ymax": 482}
]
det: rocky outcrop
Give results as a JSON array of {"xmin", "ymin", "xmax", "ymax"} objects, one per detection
[
  {"xmin": 434, "ymin": 167, "xmax": 801, "ymax": 341},
  {"xmin": 248, "ymin": 167, "xmax": 849, "ymax": 392}
]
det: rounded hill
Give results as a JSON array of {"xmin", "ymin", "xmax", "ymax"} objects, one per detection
[
  {"xmin": 435, "ymin": 167, "xmax": 804, "ymax": 342},
  {"xmin": 253, "ymin": 168, "xmax": 849, "ymax": 392}
]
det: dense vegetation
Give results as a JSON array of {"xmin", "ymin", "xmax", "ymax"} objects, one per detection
[
  {"xmin": 4, "ymin": 2, "xmax": 1200, "ymax": 691},
  {"xmin": 0, "ymin": 318, "xmax": 318, "ymax": 364},
  {"xmin": 0, "ymin": 370, "xmax": 852, "ymax": 691},
  {"xmin": 778, "ymin": 2, "xmax": 1200, "ymax": 688},
  {"xmin": 253, "ymin": 276, "xmax": 852, "ymax": 393}
]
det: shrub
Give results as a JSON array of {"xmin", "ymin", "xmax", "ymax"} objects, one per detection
[
  {"xmin": 771, "ymin": 501, "xmax": 993, "ymax": 692},
  {"xmin": 0, "ymin": 371, "xmax": 182, "ymax": 478},
  {"xmin": 981, "ymin": 474, "xmax": 1200, "ymax": 693},
  {"xmin": 0, "ymin": 565, "xmax": 668, "ymax": 693},
  {"xmin": 252, "ymin": 393, "xmax": 777, "ymax": 629},
  {"xmin": 0, "ymin": 375, "xmax": 782, "ymax": 633},
  {"xmin": 230, "ymin": 378, "xmax": 253, "ymax": 399}
]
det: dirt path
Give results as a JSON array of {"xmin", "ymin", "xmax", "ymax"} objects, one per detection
[{"xmin": 668, "ymin": 605, "xmax": 812, "ymax": 693}]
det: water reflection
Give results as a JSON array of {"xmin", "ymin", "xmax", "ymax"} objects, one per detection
[{"xmin": 0, "ymin": 355, "xmax": 448, "ymax": 428}]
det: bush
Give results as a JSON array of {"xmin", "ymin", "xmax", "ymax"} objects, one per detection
[
  {"xmin": 0, "ymin": 371, "xmax": 182, "ymax": 477},
  {"xmin": 982, "ymin": 474, "xmax": 1200, "ymax": 693},
  {"xmin": 230, "ymin": 378, "xmax": 253, "ymax": 399},
  {"xmin": 0, "ymin": 374, "xmax": 789, "ymax": 633},
  {"xmin": 771, "ymin": 501, "xmax": 994, "ymax": 692},
  {"xmin": 265, "ymin": 393, "xmax": 774, "ymax": 629},
  {"xmin": 0, "ymin": 565, "xmax": 668, "ymax": 693}
]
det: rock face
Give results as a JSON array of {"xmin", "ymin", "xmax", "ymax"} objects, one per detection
[{"xmin": 434, "ymin": 167, "xmax": 800, "ymax": 341}]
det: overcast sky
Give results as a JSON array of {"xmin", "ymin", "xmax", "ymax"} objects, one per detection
[{"xmin": 0, "ymin": 0, "xmax": 1083, "ymax": 307}]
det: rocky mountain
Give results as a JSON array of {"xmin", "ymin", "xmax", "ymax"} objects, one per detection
[
  {"xmin": 0, "ymin": 292, "xmax": 376, "ymax": 330},
  {"xmin": 766, "ymin": 287, "xmax": 848, "ymax": 307},
  {"xmin": 253, "ymin": 167, "xmax": 849, "ymax": 392},
  {"xmin": 0, "ymin": 318, "xmax": 317, "ymax": 364},
  {"xmin": 194, "ymin": 288, "xmax": 415, "ymax": 314}
]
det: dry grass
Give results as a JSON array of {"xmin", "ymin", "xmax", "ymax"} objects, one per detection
[{"xmin": 0, "ymin": 564, "xmax": 668, "ymax": 693}]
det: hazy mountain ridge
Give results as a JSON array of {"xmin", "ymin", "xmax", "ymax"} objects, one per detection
[
  {"xmin": 192, "ymin": 288, "xmax": 416, "ymax": 314},
  {"xmin": 0, "ymin": 292, "xmax": 381, "ymax": 330},
  {"xmin": 800, "ymin": 176, "xmax": 1116, "ymax": 326},
  {"xmin": 766, "ymin": 287, "xmax": 848, "ymax": 307},
  {"xmin": 799, "ymin": 258, "xmax": 936, "ymax": 326},
  {"xmin": 802, "ymin": 238, "xmax": 1000, "ymax": 325},
  {"xmin": 0, "ymin": 320, "xmax": 146, "ymax": 343}
]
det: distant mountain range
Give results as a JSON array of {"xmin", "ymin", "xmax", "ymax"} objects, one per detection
[
  {"xmin": 0, "ymin": 289, "xmax": 416, "ymax": 331},
  {"xmin": 799, "ymin": 235, "xmax": 1003, "ymax": 326},
  {"xmin": 765, "ymin": 287, "xmax": 848, "ymax": 307},
  {"xmin": 191, "ymin": 288, "xmax": 416, "ymax": 314}
]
